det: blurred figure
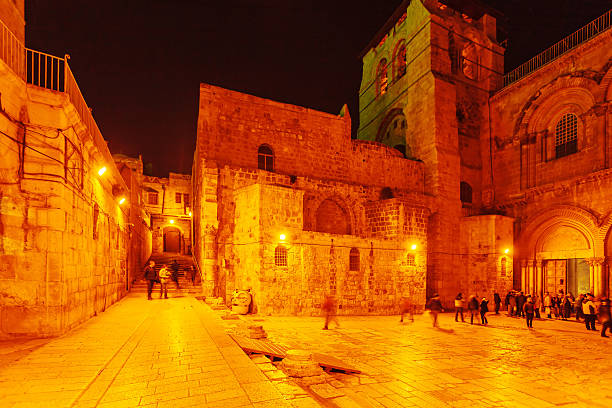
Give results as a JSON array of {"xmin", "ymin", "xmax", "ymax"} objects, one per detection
[
  {"xmin": 159, "ymin": 265, "xmax": 171, "ymax": 299},
  {"xmin": 544, "ymin": 292, "xmax": 552, "ymax": 318},
  {"xmin": 468, "ymin": 295, "xmax": 479, "ymax": 324},
  {"xmin": 322, "ymin": 295, "xmax": 339, "ymax": 330},
  {"xmin": 426, "ymin": 293, "xmax": 443, "ymax": 327},
  {"xmin": 143, "ymin": 260, "xmax": 156, "ymax": 300},
  {"xmin": 575, "ymin": 294, "xmax": 585, "ymax": 321},
  {"xmin": 480, "ymin": 297, "xmax": 489, "ymax": 325},
  {"xmin": 583, "ymin": 294, "xmax": 597, "ymax": 331},
  {"xmin": 454, "ymin": 293, "xmax": 465, "ymax": 322},
  {"xmin": 170, "ymin": 259, "xmax": 180, "ymax": 289},
  {"xmin": 534, "ymin": 293, "xmax": 541, "ymax": 319},
  {"xmin": 189, "ymin": 265, "xmax": 197, "ymax": 285},
  {"xmin": 493, "ymin": 292, "xmax": 501, "ymax": 315},
  {"xmin": 562, "ymin": 295, "xmax": 572, "ymax": 320},
  {"xmin": 509, "ymin": 292, "xmax": 517, "ymax": 317},
  {"xmin": 516, "ymin": 292, "xmax": 526, "ymax": 318},
  {"xmin": 524, "ymin": 296, "xmax": 535, "ymax": 328},
  {"xmin": 598, "ymin": 297, "xmax": 611, "ymax": 338},
  {"xmin": 400, "ymin": 297, "xmax": 414, "ymax": 323}
]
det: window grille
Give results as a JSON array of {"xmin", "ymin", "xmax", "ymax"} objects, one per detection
[
  {"xmin": 349, "ymin": 248, "xmax": 360, "ymax": 271},
  {"xmin": 148, "ymin": 192, "xmax": 158, "ymax": 205},
  {"xmin": 258, "ymin": 145, "xmax": 274, "ymax": 172},
  {"xmin": 407, "ymin": 253, "xmax": 415, "ymax": 266},
  {"xmin": 460, "ymin": 182, "xmax": 472, "ymax": 204},
  {"xmin": 377, "ymin": 59, "xmax": 388, "ymax": 96},
  {"xmin": 555, "ymin": 113, "xmax": 578, "ymax": 159},
  {"xmin": 275, "ymin": 246, "xmax": 287, "ymax": 267},
  {"xmin": 175, "ymin": 192, "xmax": 182, "ymax": 203}
]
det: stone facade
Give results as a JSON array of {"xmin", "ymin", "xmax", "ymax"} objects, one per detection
[
  {"xmin": 193, "ymin": 84, "xmax": 429, "ymax": 315},
  {"xmin": 142, "ymin": 173, "xmax": 192, "ymax": 256}
]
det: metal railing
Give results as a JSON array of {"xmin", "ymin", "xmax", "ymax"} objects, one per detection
[
  {"xmin": 0, "ymin": 21, "xmax": 25, "ymax": 79},
  {"xmin": 26, "ymin": 49, "xmax": 65, "ymax": 91},
  {"xmin": 503, "ymin": 9, "xmax": 611, "ymax": 87}
]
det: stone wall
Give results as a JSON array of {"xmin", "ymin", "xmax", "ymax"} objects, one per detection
[{"xmin": 0, "ymin": 55, "xmax": 132, "ymax": 338}]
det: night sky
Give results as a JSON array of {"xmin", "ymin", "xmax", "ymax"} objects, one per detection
[{"xmin": 25, "ymin": 0, "xmax": 610, "ymax": 177}]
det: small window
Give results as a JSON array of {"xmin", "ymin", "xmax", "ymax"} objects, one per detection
[
  {"xmin": 407, "ymin": 253, "xmax": 415, "ymax": 266},
  {"xmin": 377, "ymin": 59, "xmax": 388, "ymax": 96},
  {"xmin": 148, "ymin": 192, "xmax": 158, "ymax": 205},
  {"xmin": 175, "ymin": 192, "xmax": 182, "ymax": 203},
  {"xmin": 555, "ymin": 113, "xmax": 578, "ymax": 159},
  {"xmin": 501, "ymin": 258, "xmax": 507, "ymax": 277},
  {"xmin": 258, "ymin": 145, "xmax": 274, "ymax": 172},
  {"xmin": 394, "ymin": 42, "xmax": 406, "ymax": 80},
  {"xmin": 349, "ymin": 248, "xmax": 360, "ymax": 271},
  {"xmin": 380, "ymin": 187, "xmax": 394, "ymax": 200},
  {"xmin": 93, "ymin": 203, "xmax": 99, "ymax": 240},
  {"xmin": 460, "ymin": 182, "xmax": 472, "ymax": 204},
  {"xmin": 275, "ymin": 246, "xmax": 287, "ymax": 267},
  {"xmin": 183, "ymin": 194, "xmax": 190, "ymax": 205}
]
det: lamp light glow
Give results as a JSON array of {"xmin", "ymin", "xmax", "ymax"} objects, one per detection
[
  {"xmin": 188, "ymin": 211, "xmax": 192, "ymax": 217},
  {"xmin": 118, "ymin": 197, "xmax": 126, "ymax": 205},
  {"xmin": 169, "ymin": 219, "xmax": 175, "ymax": 224},
  {"xmin": 504, "ymin": 248, "xmax": 510, "ymax": 254},
  {"xmin": 411, "ymin": 244, "xmax": 417, "ymax": 250},
  {"xmin": 97, "ymin": 166, "xmax": 107, "ymax": 176},
  {"xmin": 279, "ymin": 234, "xmax": 286, "ymax": 241}
]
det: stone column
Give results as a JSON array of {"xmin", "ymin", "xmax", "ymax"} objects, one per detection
[
  {"xmin": 520, "ymin": 260, "xmax": 527, "ymax": 292},
  {"xmin": 535, "ymin": 260, "xmax": 544, "ymax": 298},
  {"xmin": 202, "ymin": 224, "xmax": 218, "ymax": 297},
  {"xmin": 593, "ymin": 257, "xmax": 605, "ymax": 297},
  {"xmin": 527, "ymin": 260, "xmax": 536, "ymax": 295}
]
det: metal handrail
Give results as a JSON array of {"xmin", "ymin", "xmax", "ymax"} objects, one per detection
[
  {"xmin": 503, "ymin": 9, "xmax": 611, "ymax": 88},
  {"xmin": 0, "ymin": 20, "xmax": 25, "ymax": 79}
]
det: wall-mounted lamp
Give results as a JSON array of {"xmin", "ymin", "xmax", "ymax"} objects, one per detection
[
  {"xmin": 97, "ymin": 166, "xmax": 107, "ymax": 176},
  {"xmin": 169, "ymin": 219, "xmax": 175, "ymax": 224},
  {"xmin": 410, "ymin": 244, "xmax": 417, "ymax": 250},
  {"xmin": 279, "ymin": 233, "xmax": 286, "ymax": 241},
  {"xmin": 188, "ymin": 211, "xmax": 192, "ymax": 217},
  {"xmin": 504, "ymin": 248, "xmax": 510, "ymax": 254},
  {"xmin": 118, "ymin": 197, "xmax": 126, "ymax": 205}
]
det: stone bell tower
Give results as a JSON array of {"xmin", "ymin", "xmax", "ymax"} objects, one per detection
[{"xmin": 357, "ymin": 0, "xmax": 510, "ymax": 303}]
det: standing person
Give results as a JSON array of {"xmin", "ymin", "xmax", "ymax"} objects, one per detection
[
  {"xmin": 534, "ymin": 293, "xmax": 541, "ymax": 319},
  {"xmin": 552, "ymin": 294, "xmax": 560, "ymax": 319},
  {"xmin": 468, "ymin": 295, "xmax": 479, "ymax": 324},
  {"xmin": 454, "ymin": 293, "xmax": 465, "ymax": 322},
  {"xmin": 516, "ymin": 292, "xmax": 526, "ymax": 318},
  {"xmin": 562, "ymin": 295, "xmax": 572, "ymax": 320},
  {"xmin": 400, "ymin": 297, "xmax": 414, "ymax": 323},
  {"xmin": 504, "ymin": 292, "xmax": 510, "ymax": 315},
  {"xmin": 575, "ymin": 294, "xmax": 585, "ymax": 321},
  {"xmin": 598, "ymin": 297, "xmax": 611, "ymax": 338},
  {"xmin": 494, "ymin": 292, "xmax": 501, "ymax": 315},
  {"xmin": 479, "ymin": 297, "xmax": 489, "ymax": 325},
  {"xmin": 544, "ymin": 292, "xmax": 552, "ymax": 318},
  {"xmin": 426, "ymin": 293, "xmax": 443, "ymax": 327},
  {"xmin": 524, "ymin": 296, "xmax": 535, "ymax": 328},
  {"xmin": 143, "ymin": 261, "xmax": 157, "ymax": 300},
  {"xmin": 189, "ymin": 265, "xmax": 197, "ymax": 285},
  {"xmin": 158, "ymin": 265, "xmax": 171, "ymax": 299},
  {"xmin": 170, "ymin": 259, "xmax": 180, "ymax": 289},
  {"xmin": 508, "ymin": 292, "xmax": 517, "ymax": 317},
  {"xmin": 322, "ymin": 295, "xmax": 339, "ymax": 330},
  {"xmin": 583, "ymin": 294, "xmax": 597, "ymax": 331}
]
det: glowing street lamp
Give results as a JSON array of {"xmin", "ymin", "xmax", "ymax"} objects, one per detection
[
  {"xmin": 504, "ymin": 248, "xmax": 510, "ymax": 254},
  {"xmin": 410, "ymin": 244, "xmax": 417, "ymax": 250},
  {"xmin": 97, "ymin": 166, "xmax": 107, "ymax": 176},
  {"xmin": 279, "ymin": 233, "xmax": 286, "ymax": 241},
  {"xmin": 188, "ymin": 211, "xmax": 192, "ymax": 217},
  {"xmin": 118, "ymin": 197, "xmax": 126, "ymax": 205},
  {"xmin": 169, "ymin": 219, "xmax": 175, "ymax": 224}
]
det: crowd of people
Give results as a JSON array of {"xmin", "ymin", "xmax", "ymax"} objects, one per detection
[{"xmin": 143, "ymin": 259, "xmax": 198, "ymax": 300}]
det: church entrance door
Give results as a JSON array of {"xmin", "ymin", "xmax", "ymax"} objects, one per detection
[{"xmin": 544, "ymin": 258, "xmax": 590, "ymax": 295}]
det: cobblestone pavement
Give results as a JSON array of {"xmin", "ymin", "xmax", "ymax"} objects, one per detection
[
  {"xmin": 232, "ymin": 311, "xmax": 612, "ymax": 407},
  {"xmin": 0, "ymin": 294, "xmax": 318, "ymax": 408}
]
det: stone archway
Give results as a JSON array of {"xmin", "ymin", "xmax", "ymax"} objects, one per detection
[{"xmin": 163, "ymin": 226, "xmax": 182, "ymax": 253}]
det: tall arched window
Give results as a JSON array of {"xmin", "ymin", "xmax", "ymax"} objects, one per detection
[
  {"xmin": 461, "ymin": 43, "xmax": 479, "ymax": 80},
  {"xmin": 258, "ymin": 144, "xmax": 274, "ymax": 172},
  {"xmin": 500, "ymin": 257, "xmax": 507, "ymax": 277},
  {"xmin": 393, "ymin": 42, "xmax": 406, "ymax": 80},
  {"xmin": 555, "ymin": 113, "xmax": 578, "ymax": 159},
  {"xmin": 376, "ymin": 59, "xmax": 388, "ymax": 97},
  {"xmin": 349, "ymin": 248, "xmax": 360, "ymax": 271},
  {"xmin": 275, "ymin": 246, "xmax": 287, "ymax": 266},
  {"xmin": 460, "ymin": 182, "xmax": 472, "ymax": 204}
]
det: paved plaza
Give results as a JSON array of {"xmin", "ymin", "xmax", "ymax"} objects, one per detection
[{"xmin": 0, "ymin": 294, "xmax": 611, "ymax": 408}]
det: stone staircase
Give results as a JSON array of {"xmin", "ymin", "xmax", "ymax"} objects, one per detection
[{"xmin": 131, "ymin": 253, "xmax": 203, "ymax": 297}]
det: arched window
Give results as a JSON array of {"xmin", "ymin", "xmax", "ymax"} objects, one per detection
[
  {"xmin": 461, "ymin": 43, "xmax": 479, "ymax": 80},
  {"xmin": 555, "ymin": 113, "xmax": 578, "ymax": 159},
  {"xmin": 380, "ymin": 187, "xmax": 394, "ymax": 200},
  {"xmin": 258, "ymin": 144, "xmax": 274, "ymax": 172},
  {"xmin": 275, "ymin": 246, "xmax": 287, "ymax": 266},
  {"xmin": 500, "ymin": 257, "xmax": 507, "ymax": 277},
  {"xmin": 376, "ymin": 59, "xmax": 388, "ymax": 96},
  {"xmin": 315, "ymin": 198, "xmax": 351, "ymax": 235},
  {"xmin": 460, "ymin": 182, "xmax": 472, "ymax": 204},
  {"xmin": 349, "ymin": 248, "xmax": 360, "ymax": 271},
  {"xmin": 394, "ymin": 42, "xmax": 406, "ymax": 80}
]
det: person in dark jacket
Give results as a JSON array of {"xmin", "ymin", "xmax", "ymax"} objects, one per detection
[
  {"xmin": 170, "ymin": 259, "xmax": 180, "ymax": 289},
  {"xmin": 468, "ymin": 295, "xmax": 479, "ymax": 324},
  {"xmin": 599, "ymin": 297, "xmax": 611, "ymax": 338},
  {"xmin": 426, "ymin": 294, "xmax": 443, "ymax": 327},
  {"xmin": 562, "ymin": 295, "xmax": 572, "ymax": 320},
  {"xmin": 480, "ymin": 297, "xmax": 489, "ymax": 325},
  {"xmin": 494, "ymin": 292, "xmax": 501, "ymax": 315},
  {"xmin": 516, "ymin": 292, "xmax": 526, "ymax": 318},
  {"xmin": 508, "ymin": 292, "xmax": 517, "ymax": 317},
  {"xmin": 524, "ymin": 296, "xmax": 535, "ymax": 328},
  {"xmin": 143, "ymin": 260, "xmax": 157, "ymax": 300},
  {"xmin": 454, "ymin": 293, "xmax": 465, "ymax": 322},
  {"xmin": 575, "ymin": 294, "xmax": 585, "ymax": 321}
]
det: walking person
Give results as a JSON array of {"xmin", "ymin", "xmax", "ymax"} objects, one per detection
[
  {"xmin": 583, "ymin": 294, "xmax": 597, "ymax": 331},
  {"xmin": 599, "ymin": 297, "xmax": 611, "ymax": 338},
  {"xmin": 159, "ymin": 264, "xmax": 171, "ymax": 299},
  {"xmin": 480, "ymin": 297, "xmax": 489, "ymax": 325},
  {"xmin": 170, "ymin": 259, "xmax": 181, "ymax": 289},
  {"xmin": 143, "ymin": 260, "xmax": 157, "ymax": 300},
  {"xmin": 544, "ymin": 292, "xmax": 552, "ymax": 318},
  {"xmin": 524, "ymin": 296, "xmax": 535, "ymax": 328},
  {"xmin": 454, "ymin": 293, "xmax": 465, "ymax": 322},
  {"xmin": 494, "ymin": 292, "xmax": 501, "ymax": 315},
  {"xmin": 400, "ymin": 297, "xmax": 414, "ymax": 323},
  {"xmin": 534, "ymin": 293, "xmax": 541, "ymax": 319},
  {"xmin": 508, "ymin": 292, "xmax": 517, "ymax": 317},
  {"xmin": 516, "ymin": 292, "xmax": 526, "ymax": 318},
  {"xmin": 322, "ymin": 295, "xmax": 339, "ymax": 330},
  {"xmin": 426, "ymin": 293, "xmax": 443, "ymax": 327},
  {"xmin": 575, "ymin": 294, "xmax": 585, "ymax": 321},
  {"xmin": 468, "ymin": 295, "xmax": 479, "ymax": 324}
]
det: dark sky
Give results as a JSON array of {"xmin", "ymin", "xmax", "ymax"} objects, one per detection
[{"xmin": 25, "ymin": 0, "xmax": 610, "ymax": 177}]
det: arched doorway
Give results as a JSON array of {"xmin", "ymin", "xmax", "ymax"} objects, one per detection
[{"xmin": 163, "ymin": 226, "xmax": 181, "ymax": 253}]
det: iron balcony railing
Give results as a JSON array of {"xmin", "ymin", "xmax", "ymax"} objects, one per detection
[
  {"xmin": 503, "ymin": 9, "xmax": 611, "ymax": 88},
  {"xmin": 0, "ymin": 19, "xmax": 104, "ymax": 147}
]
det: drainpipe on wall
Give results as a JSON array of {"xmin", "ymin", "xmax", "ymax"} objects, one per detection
[{"xmin": 161, "ymin": 184, "xmax": 166, "ymax": 215}]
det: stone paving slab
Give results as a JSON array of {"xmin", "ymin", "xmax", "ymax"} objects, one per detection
[
  {"xmin": 0, "ymin": 294, "xmax": 322, "ymax": 407},
  {"xmin": 228, "ymin": 311, "xmax": 612, "ymax": 407}
]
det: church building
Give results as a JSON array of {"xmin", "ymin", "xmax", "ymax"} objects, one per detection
[{"xmin": 193, "ymin": 0, "xmax": 611, "ymax": 312}]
